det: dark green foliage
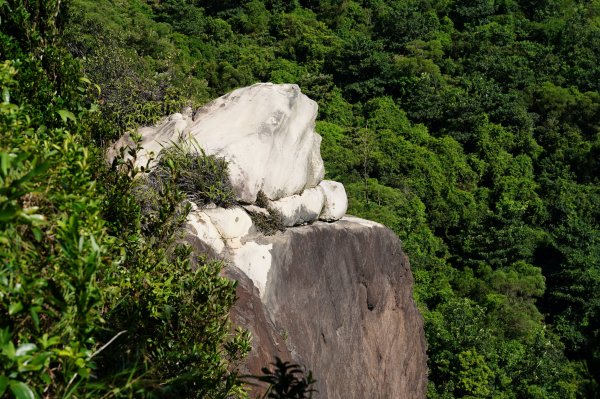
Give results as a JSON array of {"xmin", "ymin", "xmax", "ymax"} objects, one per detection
[
  {"xmin": 98, "ymin": 139, "xmax": 250, "ymax": 397},
  {"xmin": 152, "ymin": 141, "xmax": 237, "ymax": 208},
  {"xmin": 0, "ymin": 2, "xmax": 109, "ymax": 396},
  {"xmin": 5, "ymin": 0, "xmax": 600, "ymax": 397},
  {"xmin": 248, "ymin": 192, "xmax": 286, "ymax": 236},
  {"xmin": 250, "ymin": 210, "xmax": 285, "ymax": 236},
  {"xmin": 250, "ymin": 357, "xmax": 317, "ymax": 399},
  {"xmin": 63, "ymin": 0, "xmax": 209, "ymax": 143},
  {"xmin": 255, "ymin": 190, "xmax": 271, "ymax": 209},
  {"xmin": 98, "ymin": 247, "xmax": 250, "ymax": 398},
  {"xmin": 1, "ymin": 1, "xmax": 250, "ymax": 397}
]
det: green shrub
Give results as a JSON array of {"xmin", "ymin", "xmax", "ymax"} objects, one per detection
[
  {"xmin": 0, "ymin": 1, "xmax": 113, "ymax": 392},
  {"xmin": 96, "ymin": 246, "xmax": 251, "ymax": 398},
  {"xmin": 249, "ymin": 190, "xmax": 285, "ymax": 236},
  {"xmin": 154, "ymin": 140, "xmax": 237, "ymax": 208},
  {"xmin": 98, "ymin": 137, "xmax": 250, "ymax": 398},
  {"xmin": 1, "ymin": 2, "xmax": 250, "ymax": 397}
]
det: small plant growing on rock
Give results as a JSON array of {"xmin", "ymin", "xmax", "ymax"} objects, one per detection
[
  {"xmin": 154, "ymin": 139, "xmax": 237, "ymax": 208},
  {"xmin": 132, "ymin": 139, "xmax": 237, "ymax": 234},
  {"xmin": 246, "ymin": 357, "xmax": 317, "ymax": 399},
  {"xmin": 255, "ymin": 190, "xmax": 271, "ymax": 208},
  {"xmin": 250, "ymin": 190, "xmax": 285, "ymax": 236}
]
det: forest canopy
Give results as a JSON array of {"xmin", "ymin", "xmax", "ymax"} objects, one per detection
[{"xmin": 1, "ymin": 0, "xmax": 600, "ymax": 398}]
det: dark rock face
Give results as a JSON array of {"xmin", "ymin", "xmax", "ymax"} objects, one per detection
[
  {"xmin": 228, "ymin": 217, "xmax": 427, "ymax": 398},
  {"xmin": 225, "ymin": 266, "xmax": 292, "ymax": 397},
  {"xmin": 225, "ymin": 266, "xmax": 292, "ymax": 371}
]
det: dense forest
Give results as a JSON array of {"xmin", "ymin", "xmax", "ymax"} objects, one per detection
[{"xmin": 1, "ymin": 0, "xmax": 599, "ymax": 398}]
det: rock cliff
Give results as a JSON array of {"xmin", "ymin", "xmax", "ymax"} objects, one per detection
[
  {"xmin": 226, "ymin": 217, "xmax": 428, "ymax": 398},
  {"xmin": 113, "ymin": 83, "xmax": 427, "ymax": 398}
]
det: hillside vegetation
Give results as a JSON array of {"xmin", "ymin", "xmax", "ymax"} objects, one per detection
[{"xmin": 2, "ymin": 0, "xmax": 600, "ymax": 398}]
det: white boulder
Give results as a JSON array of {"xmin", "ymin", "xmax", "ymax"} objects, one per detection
[
  {"xmin": 127, "ymin": 83, "xmax": 325, "ymax": 203},
  {"xmin": 186, "ymin": 208, "xmax": 226, "ymax": 255},
  {"xmin": 269, "ymin": 187, "xmax": 325, "ymax": 227},
  {"xmin": 202, "ymin": 207, "xmax": 253, "ymax": 249},
  {"xmin": 319, "ymin": 180, "xmax": 348, "ymax": 221},
  {"xmin": 114, "ymin": 82, "xmax": 351, "ymax": 258},
  {"xmin": 136, "ymin": 117, "xmax": 190, "ymax": 168}
]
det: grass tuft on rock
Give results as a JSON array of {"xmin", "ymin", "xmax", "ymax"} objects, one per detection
[
  {"xmin": 249, "ymin": 190, "xmax": 285, "ymax": 236},
  {"xmin": 153, "ymin": 140, "xmax": 237, "ymax": 208}
]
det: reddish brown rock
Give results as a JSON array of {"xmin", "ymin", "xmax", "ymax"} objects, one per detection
[
  {"xmin": 225, "ymin": 267, "xmax": 291, "ymax": 370},
  {"xmin": 224, "ymin": 217, "xmax": 427, "ymax": 398}
]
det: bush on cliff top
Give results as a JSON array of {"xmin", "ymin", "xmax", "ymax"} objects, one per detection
[{"xmin": 153, "ymin": 140, "xmax": 237, "ymax": 208}]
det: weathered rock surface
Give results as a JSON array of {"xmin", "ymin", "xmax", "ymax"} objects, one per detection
[
  {"xmin": 111, "ymin": 83, "xmax": 348, "ymax": 226},
  {"xmin": 224, "ymin": 266, "xmax": 292, "ymax": 394},
  {"xmin": 121, "ymin": 83, "xmax": 325, "ymax": 203},
  {"xmin": 318, "ymin": 180, "xmax": 348, "ymax": 222},
  {"xmin": 189, "ymin": 216, "xmax": 428, "ymax": 398},
  {"xmin": 268, "ymin": 186, "xmax": 325, "ymax": 227},
  {"xmin": 116, "ymin": 83, "xmax": 427, "ymax": 397}
]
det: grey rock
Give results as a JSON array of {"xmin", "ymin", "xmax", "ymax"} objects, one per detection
[{"xmin": 202, "ymin": 217, "xmax": 428, "ymax": 398}]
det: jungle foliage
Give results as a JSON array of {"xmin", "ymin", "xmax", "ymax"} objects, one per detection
[
  {"xmin": 0, "ymin": 1, "xmax": 249, "ymax": 397},
  {"xmin": 2, "ymin": 0, "xmax": 600, "ymax": 398}
]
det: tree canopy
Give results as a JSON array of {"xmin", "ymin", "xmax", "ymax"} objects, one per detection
[{"xmin": 2, "ymin": 0, "xmax": 600, "ymax": 397}]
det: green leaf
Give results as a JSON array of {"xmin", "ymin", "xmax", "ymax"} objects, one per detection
[
  {"xmin": 78, "ymin": 367, "xmax": 90, "ymax": 378},
  {"xmin": 31, "ymin": 228, "xmax": 42, "ymax": 242},
  {"xmin": 57, "ymin": 109, "xmax": 76, "ymax": 123},
  {"xmin": 13, "ymin": 159, "xmax": 51, "ymax": 187},
  {"xmin": 38, "ymin": 334, "xmax": 60, "ymax": 349},
  {"xmin": 0, "ymin": 328, "xmax": 10, "ymax": 346},
  {"xmin": 0, "ymin": 152, "xmax": 9, "ymax": 178},
  {"xmin": 0, "ymin": 204, "xmax": 18, "ymax": 223},
  {"xmin": 2, "ymin": 87, "xmax": 9, "ymax": 103},
  {"xmin": 8, "ymin": 301, "xmax": 23, "ymax": 315},
  {"xmin": 9, "ymin": 381, "xmax": 35, "ymax": 399},
  {"xmin": 16, "ymin": 343, "xmax": 37, "ymax": 357},
  {"xmin": 40, "ymin": 374, "xmax": 51, "ymax": 385},
  {"xmin": 2, "ymin": 340, "xmax": 16, "ymax": 359},
  {"xmin": 0, "ymin": 376, "xmax": 8, "ymax": 397},
  {"xmin": 28, "ymin": 351, "xmax": 51, "ymax": 367},
  {"xmin": 8, "ymin": 300, "xmax": 24, "ymax": 315}
]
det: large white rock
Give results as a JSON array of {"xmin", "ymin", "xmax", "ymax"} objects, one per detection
[
  {"xmin": 136, "ymin": 116, "xmax": 190, "ymax": 168},
  {"xmin": 268, "ymin": 187, "xmax": 325, "ymax": 227},
  {"xmin": 319, "ymin": 180, "xmax": 348, "ymax": 221},
  {"xmin": 186, "ymin": 208, "xmax": 226, "ymax": 255},
  {"xmin": 202, "ymin": 207, "xmax": 253, "ymax": 249},
  {"xmin": 129, "ymin": 83, "xmax": 325, "ymax": 203},
  {"xmin": 232, "ymin": 241, "xmax": 274, "ymax": 297}
]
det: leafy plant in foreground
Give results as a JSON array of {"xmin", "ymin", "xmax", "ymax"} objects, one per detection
[
  {"xmin": 246, "ymin": 357, "xmax": 317, "ymax": 399},
  {"xmin": 97, "ymin": 136, "xmax": 250, "ymax": 398}
]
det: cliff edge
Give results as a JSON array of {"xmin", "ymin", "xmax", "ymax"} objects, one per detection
[
  {"xmin": 228, "ymin": 217, "xmax": 428, "ymax": 398},
  {"xmin": 112, "ymin": 83, "xmax": 428, "ymax": 398}
]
